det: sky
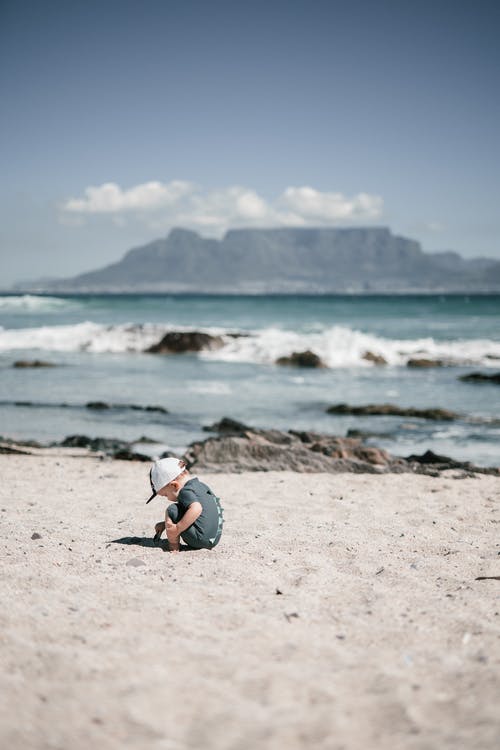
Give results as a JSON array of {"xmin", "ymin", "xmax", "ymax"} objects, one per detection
[{"xmin": 1, "ymin": 0, "xmax": 499, "ymax": 285}]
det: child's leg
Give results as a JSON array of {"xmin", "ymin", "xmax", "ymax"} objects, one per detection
[{"xmin": 166, "ymin": 504, "xmax": 182, "ymax": 524}]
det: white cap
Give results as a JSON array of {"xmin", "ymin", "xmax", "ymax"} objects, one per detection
[{"xmin": 146, "ymin": 457, "xmax": 186, "ymax": 503}]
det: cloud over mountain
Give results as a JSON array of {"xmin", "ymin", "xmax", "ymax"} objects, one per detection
[{"xmin": 62, "ymin": 181, "xmax": 384, "ymax": 235}]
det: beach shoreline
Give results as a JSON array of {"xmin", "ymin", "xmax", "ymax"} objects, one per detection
[{"xmin": 1, "ymin": 449, "xmax": 499, "ymax": 749}]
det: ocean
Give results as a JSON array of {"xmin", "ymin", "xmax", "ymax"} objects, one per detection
[{"xmin": 0, "ymin": 293, "xmax": 499, "ymax": 466}]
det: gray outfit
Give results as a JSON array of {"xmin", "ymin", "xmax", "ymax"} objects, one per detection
[{"xmin": 167, "ymin": 477, "xmax": 223, "ymax": 549}]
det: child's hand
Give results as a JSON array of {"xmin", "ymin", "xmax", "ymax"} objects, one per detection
[{"xmin": 154, "ymin": 521, "xmax": 165, "ymax": 535}]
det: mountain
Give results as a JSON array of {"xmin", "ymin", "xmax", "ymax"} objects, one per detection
[{"xmin": 18, "ymin": 227, "xmax": 500, "ymax": 293}]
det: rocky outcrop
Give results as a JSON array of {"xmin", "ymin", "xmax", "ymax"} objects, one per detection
[
  {"xmin": 362, "ymin": 351, "xmax": 387, "ymax": 365},
  {"xmin": 203, "ymin": 417, "xmax": 252, "ymax": 434},
  {"xmin": 276, "ymin": 350, "xmax": 326, "ymax": 368},
  {"xmin": 184, "ymin": 425, "xmax": 405, "ymax": 474},
  {"xmin": 407, "ymin": 358, "xmax": 445, "ymax": 368},
  {"xmin": 13, "ymin": 360, "xmax": 57, "ymax": 368},
  {"xmin": 326, "ymin": 403, "xmax": 459, "ymax": 420},
  {"xmin": 459, "ymin": 372, "xmax": 500, "ymax": 384},
  {"xmin": 59, "ymin": 435, "xmax": 151, "ymax": 460},
  {"xmin": 145, "ymin": 331, "xmax": 224, "ymax": 354},
  {"xmin": 183, "ymin": 424, "xmax": 499, "ymax": 475},
  {"xmin": 406, "ymin": 449, "xmax": 500, "ymax": 476},
  {"xmin": 85, "ymin": 401, "xmax": 168, "ymax": 413}
]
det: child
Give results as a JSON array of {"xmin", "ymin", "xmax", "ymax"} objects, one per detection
[{"xmin": 146, "ymin": 457, "xmax": 223, "ymax": 552}]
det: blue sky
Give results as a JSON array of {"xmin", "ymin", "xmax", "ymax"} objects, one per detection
[{"xmin": 1, "ymin": 0, "xmax": 499, "ymax": 285}]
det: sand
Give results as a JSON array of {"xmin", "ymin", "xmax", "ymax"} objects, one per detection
[{"xmin": 1, "ymin": 449, "xmax": 500, "ymax": 750}]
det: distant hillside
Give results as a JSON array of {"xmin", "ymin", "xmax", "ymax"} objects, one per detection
[{"xmin": 19, "ymin": 227, "xmax": 500, "ymax": 293}]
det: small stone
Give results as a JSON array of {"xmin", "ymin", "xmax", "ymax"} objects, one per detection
[
  {"xmin": 31, "ymin": 532, "xmax": 42, "ymax": 540},
  {"xmin": 126, "ymin": 557, "xmax": 146, "ymax": 567}
]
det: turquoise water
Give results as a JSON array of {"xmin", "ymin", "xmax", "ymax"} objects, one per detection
[{"xmin": 1, "ymin": 293, "xmax": 499, "ymax": 465}]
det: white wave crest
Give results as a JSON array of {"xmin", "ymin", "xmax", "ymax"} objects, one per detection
[
  {"xmin": 0, "ymin": 320, "xmax": 499, "ymax": 366},
  {"xmin": 0, "ymin": 321, "xmax": 166, "ymax": 353},
  {"xmin": 201, "ymin": 325, "xmax": 500, "ymax": 367},
  {"xmin": 0, "ymin": 295, "xmax": 77, "ymax": 311}
]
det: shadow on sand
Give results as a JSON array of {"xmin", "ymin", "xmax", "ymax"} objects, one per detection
[{"xmin": 109, "ymin": 536, "xmax": 192, "ymax": 552}]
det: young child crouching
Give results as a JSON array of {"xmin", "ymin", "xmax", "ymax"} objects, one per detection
[{"xmin": 146, "ymin": 457, "xmax": 223, "ymax": 552}]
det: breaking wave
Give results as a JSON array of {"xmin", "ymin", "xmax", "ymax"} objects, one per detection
[
  {"xmin": 201, "ymin": 325, "xmax": 500, "ymax": 368},
  {"xmin": 0, "ymin": 295, "xmax": 78, "ymax": 311},
  {"xmin": 0, "ymin": 320, "xmax": 499, "ymax": 366}
]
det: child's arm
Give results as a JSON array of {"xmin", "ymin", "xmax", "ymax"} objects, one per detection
[{"xmin": 166, "ymin": 502, "xmax": 202, "ymax": 551}]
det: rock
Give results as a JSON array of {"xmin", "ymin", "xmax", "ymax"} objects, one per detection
[
  {"xmin": 145, "ymin": 331, "xmax": 224, "ymax": 354},
  {"xmin": 0, "ymin": 444, "xmax": 32, "ymax": 455},
  {"xmin": 407, "ymin": 449, "xmax": 455, "ymax": 465},
  {"xmin": 276, "ymin": 350, "xmax": 326, "ymax": 368},
  {"xmin": 126, "ymin": 557, "xmax": 146, "ymax": 567},
  {"xmin": 203, "ymin": 417, "xmax": 252, "ymax": 434},
  {"xmin": 407, "ymin": 358, "xmax": 445, "ymax": 368},
  {"xmin": 326, "ymin": 403, "xmax": 459, "ymax": 420},
  {"xmin": 459, "ymin": 372, "xmax": 500, "ymax": 384},
  {"xmin": 346, "ymin": 428, "xmax": 390, "ymax": 439},
  {"xmin": 362, "ymin": 351, "xmax": 387, "ymax": 365},
  {"xmin": 31, "ymin": 532, "xmax": 42, "ymax": 540},
  {"xmin": 184, "ymin": 427, "xmax": 400, "ymax": 474},
  {"xmin": 87, "ymin": 401, "xmax": 169, "ymax": 413},
  {"xmin": 13, "ymin": 360, "xmax": 57, "ymax": 368},
  {"xmin": 59, "ymin": 435, "xmax": 130, "ymax": 452},
  {"xmin": 406, "ymin": 449, "xmax": 500, "ymax": 476},
  {"xmin": 131, "ymin": 404, "xmax": 169, "ymax": 413},
  {"xmin": 112, "ymin": 449, "xmax": 151, "ymax": 462}
]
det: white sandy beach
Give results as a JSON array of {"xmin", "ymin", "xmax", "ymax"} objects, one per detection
[{"xmin": 1, "ymin": 449, "xmax": 500, "ymax": 750}]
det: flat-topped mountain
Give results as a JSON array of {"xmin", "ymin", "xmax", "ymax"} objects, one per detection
[{"xmin": 22, "ymin": 227, "xmax": 500, "ymax": 293}]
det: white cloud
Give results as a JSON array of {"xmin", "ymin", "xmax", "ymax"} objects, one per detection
[
  {"xmin": 63, "ymin": 180, "xmax": 194, "ymax": 213},
  {"xmin": 281, "ymin": 186, "xmax": 383, "ymax": 222},
  {"xmin": 62, "ymin": 180, "xmax": 383, "ymax": 235}
]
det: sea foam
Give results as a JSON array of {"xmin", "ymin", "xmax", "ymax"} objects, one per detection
[
  {"xmin": 0, "ymin": 295, "xmax": 77, "ymax": 311},
  {"xmin": 0, "ymin": 320, "xmax": 499, "ymax": 366}
]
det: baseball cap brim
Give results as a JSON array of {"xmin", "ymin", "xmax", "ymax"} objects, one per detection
[{"xmin": 146, "ymin": 468, "xmax": 157, "ymax": 503}]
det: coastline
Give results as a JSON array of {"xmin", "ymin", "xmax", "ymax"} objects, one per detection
[{"xmin": 1, "ymin": 448, "xmax": 499, "ymax": 749}]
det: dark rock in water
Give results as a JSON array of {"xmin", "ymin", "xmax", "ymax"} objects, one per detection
[
  {"xmin": 131, "ymin": 404, "xmax": 169, "ymax": 413},
  {"xmin": 407, "ymin": 449, "xmax": 455, "ymax": 465},
  {"xmin": 85, "ymin": 401, "xmax": 169, "ymax": 413},
  {"xmin": 13, "ymin": 360, "xmax": 58, "ymax": 368},
  {"xmin": 406, "ymin": 449, "xmax": 500, "ymax": 476},
  {"xmin": 146, "ymin": 331, "xmax": 224, "ymax": 354},
  {"xmin": 59, "ymin": 434, "xmax": 152, "ymax": 461},
  {"xmin": 459, "ymin": 371, "xmax": 500, "ymax": 384},
  {"xmin": 112, "ymin": 449, "xmax": 151, "ymax": 462},
  {"xmin": 407, "ymin": 358, "xmax": 445, "ymax": 368},
  {"xmin": 346, "ymin": 428, "xmax": 391, "ymax": 440},
  {"xmin": 60, "ymin": 435, "xmax": 129, "ymax": 452},
  {"xmin": 276, "ymin": 350, "xmax": 326, "ymax": 368},
  {"xmin": 203, "ymin": 417, "xmax": 252, "ymax": 434},
  {"xmin": 0, "ymin": 444, "xmax": 32, "ymax": 455},
  {"xmin": 326, "ymin": 403, "xmax": 459, "ymax": 420},
  {"xmin": 362, "ymin": 351, "xmax": 387, "ymax": 365}
]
